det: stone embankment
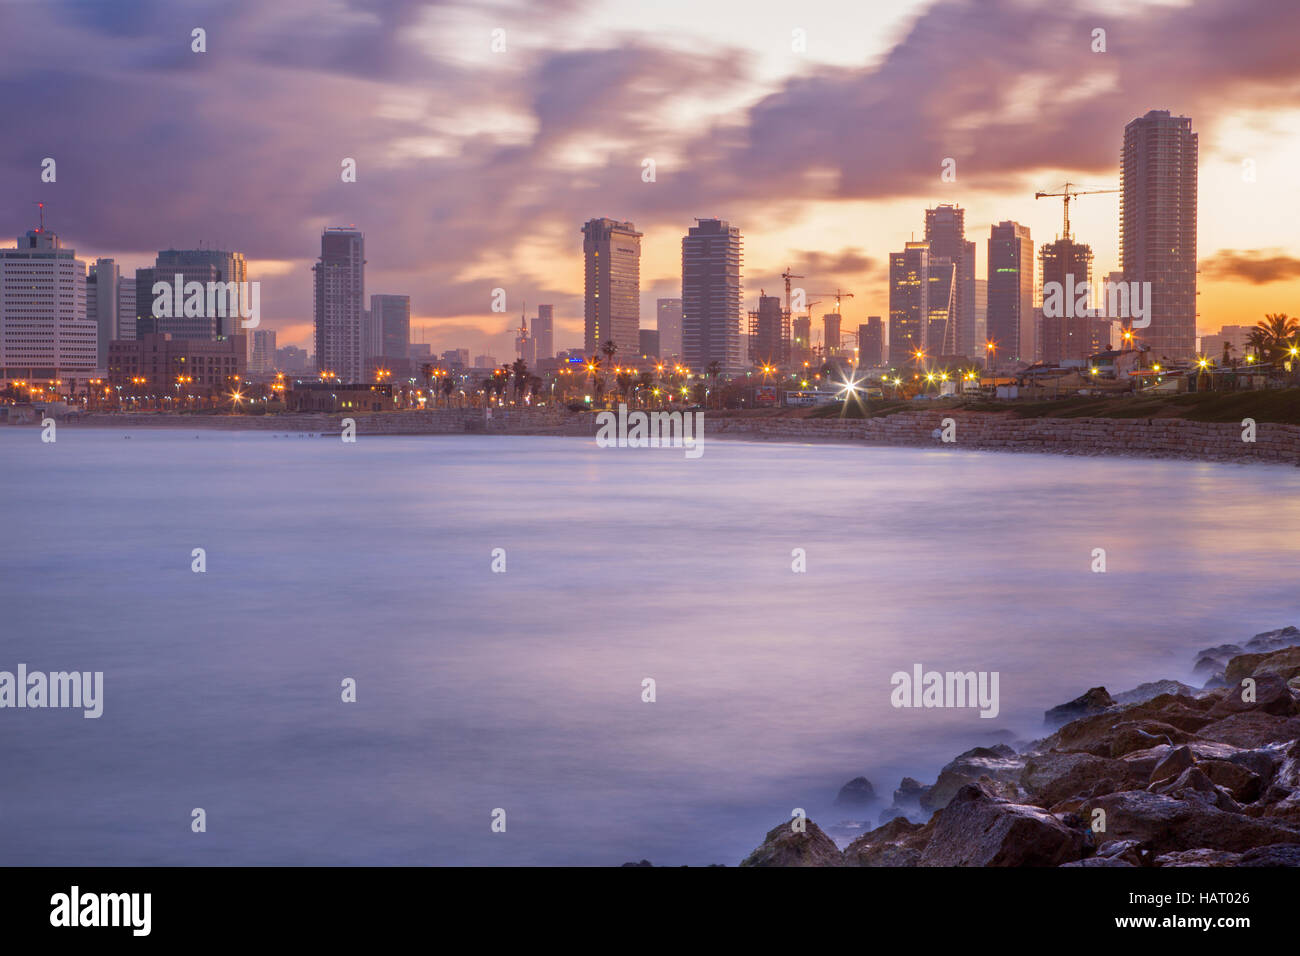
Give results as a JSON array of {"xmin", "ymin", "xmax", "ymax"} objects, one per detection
[
  {"xmin": 709, "ymin": 412, "xmax": 1300, "ymax": 464},
  {"xmin": 15, "ymin": 407, "xmax": 1300, "ymax": 463},
  {"xmin": 49, "ymin": 407, "xmax": 592, "ymax": 436},
  {"xmin": 740, "ymin": 626, "xmax": 1300, "ymax": 867}
]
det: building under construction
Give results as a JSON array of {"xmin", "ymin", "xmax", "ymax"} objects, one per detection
[
  {"xmin": 1039, "ymin": 238, "xmax": 1106, "ymax": 364},
  {"xmin": 748, "ymin": 293, "xmax": 787, "ymax": 366}
]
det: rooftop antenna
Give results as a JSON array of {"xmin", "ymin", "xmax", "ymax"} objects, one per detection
[{"xmin": 35, "ymin": 201, "xmax": 45, "ymax": 232}]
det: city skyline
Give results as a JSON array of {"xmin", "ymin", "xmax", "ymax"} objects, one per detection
[{"xmin": 2, "ymin": 0, "xmax": 1297, "ymax": 359}]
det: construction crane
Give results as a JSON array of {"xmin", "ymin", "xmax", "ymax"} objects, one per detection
[
  {"xmin": 780, "ymin": 268, "xmax": 804, "ymax": 317},
  {"xmin": 807, "ymin": 289, "xmax": 855, "ymax": 313},
  {"xmin": 1034, "ymin": 182, "xmax": 1119, "ymax": 241}
]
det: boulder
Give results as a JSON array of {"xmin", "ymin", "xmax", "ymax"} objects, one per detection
[
  {"xmin": 1247, "ymin": 647, "xmax": 1300, "ymax": 684},
  {"xmin": 833, "ymin": 776, "xmax": 879, "ymax": 808},
  {"xmin": 1242, "ymin": 625, "xmax": 1300, "ymax": 655},
  {"xmin": 1021, "ymin": 752, "xmax": 1140, "ymax": 808},
  {"xmin": 918, "ymin": 785, "xmax": 1085, "ymax": 867},
  {"xmin": 1193, "ymin": 645, "xmax": 1244, "ymax": 679},
  {"xmin": 1096, "ymin": 839, "xmax": 1148, "ymax": 866},
  {"xmin": 1106, "ymin": 721, "xmax": 1193, "ymax": 757},
  {"xmin": 1197, "ymin": 713, "xmax": 1300, "ymax": 748},
  {"xmin": 1112, "ymin": 681, "xmax": 1198, "ymax": 707},
  {"xmin": 1061, "ymin": 857, "xmax": 1135, "ymax": 867},
  {"xmin": 1119, "ymin": 741, "xmax": 1239, "ymax": 782},
  {"xmin": 882, "ymin": 777, "xmax": 929, "ymax": 822},
  {"xmin": 740, "ymin": 819, "xmax": 844, "ymax": 867},
  {"xmin": 921, "ymin": 745, "xmax": 1024, "ymax": 812},
  {"xmin": 1045, "ymin": 695, "xmax": 1216, "ymax": 755},
  {"xmin": 1153, "ymin": 849, "xmax": 1242, "ymax": 867},
  {"xmin": 842, "ymin": 816, "xmax": 932, "ymax": 867},
  {"xmin": 1198, "ymin": 759, "xmax": 1263, "ymax": 802},
  {"xmin": 1227, "ymin": 748, "xmax": 1283, "ymax": 787},
  {"xmin": 1149, "ymin": 746, "xmax": 1195, "ymax": 785},
  {"xmin": 1088, "ymin": 790, "xmax": 1300, "ymax": 854},
  {"xmin": 1205, "ymin": 673, "xmax": 1297, "ymax": 719},
  {"xmin": 1150, "ymin": 766, "xmax": 1242, "ymax": 813},
  {"xmin": 1238, "ymin": 843, "xmax": 1300, "ymax": 866},
  {"xmin": 1044, "ymin": 687, "xmax": 1115, "ymax": 729}
]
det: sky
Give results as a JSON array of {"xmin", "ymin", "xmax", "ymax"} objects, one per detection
[{"xmin": 3, "ymin": 0, "xmax": 1299, "ymax": 358}]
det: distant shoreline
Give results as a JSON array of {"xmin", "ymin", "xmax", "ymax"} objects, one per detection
[{"xmin": 9, "ymin": 407, "xmax": 1296, "ymax": 466}]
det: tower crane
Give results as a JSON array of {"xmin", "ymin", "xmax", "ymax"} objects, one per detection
[
  {"xmin": 807, "ymin": 289, "xmax": 855, "ymax": 314},
  {"xmin": 1033, "ymin": 182, "xmax": 1118, "ymax": 241}
]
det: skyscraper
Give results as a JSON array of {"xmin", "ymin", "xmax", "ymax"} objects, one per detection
[
  {"xmin": 116, "ymin": 275, "xmax": 137, "ymax": 342},
  {"xmin": 858, "ymin": 317, "xmax": 883, "ymax": 367},
  {"xmin": 656, "ymin": 298, "xmax": 683, "ymax": 359},
  {"xmin": 1121, "ymin": 110, "xmax": 1198, "ymax": 359},
  {"xmin": 639, "ymin": 329, "xmax": 660, "ymax": 357},
  {"xmin": 135, "ymin": 248, "xmax": 249, "ymax": 344},
  {"xmin": 822, "ymin": 313, "xmax": 842, "ymax": 359},
  {"xmin": 926, "ymin": 255, "xmax": 956, "ymax": 355},
  {"xmin": 749, "ymin": 294, "xmax": 785, "ymax": 366},
  {"xmin": 534, "ymin": 305, "xmax": 554, "ymax": 361},
  {"xmin": 582, "ymin": 218, "xmax": 641, "ymax": 358},
  {"xmin": 370, "ymin": 294, "xmax": 410, "ymax": 361},
  {"xmin": 86, "ymin": 258, "xmax": 119, "ymax": 371},
  {"xmin": 925, "ymin": 205, "xmax": 977, "ymax": 357},
  {"xmin": 313, "ymin": 227, "xmax": 365, "ymax": 382},
  {"xmin": 987, "ymin": 222, "xmax": 1034, "ymax": 366},
  {"xmin": 888, "ymin": 241, "xmax": 928, "ymax": 367},
  {"xmin": 1038, "ymin": 238, "xmax": 1096, "ymax": 364},
  {"xmin": 251, "ymin": 329, "xmax": 277, "ymax": 375},
  {"xmin": 681, "ymin": 218, "xmax": 744, "ymax": 375},
  {"xmin": 0, "ymin": 226, "xmax": 95, "ymax": 386}
]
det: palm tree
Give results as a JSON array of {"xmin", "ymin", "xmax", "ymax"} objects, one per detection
[
  {"xmin": 420, "ymin": 363, "xmax": 434, "ymax": 395},
  {"xmin": 601, "ymin": 339, "xmax": 618, "ymax": 370},
  {"xmin": 441, "ymin": 373, "xmax": 456, "ymax": 407},
  {"xmin": 637, "ymin": 370, "xmax": 654, "ymax": 407},
  {"xmin": 1246, "ymin": 328, "xmax": 1271, "ymax": 365},
  {"xmin": 510, "ymin": 358, "xmax": 529, "ymax": 402},
  {"xmin": 616, "ymin": 370, "xmax": 635, "ymax": 405},
  {"xmin": 1254, "ymin": 313, "xmax": 1299, "ymax": 364},
  {"xmin": 705, "ymin": 361, "xmax": 722, "ymax": 408}
]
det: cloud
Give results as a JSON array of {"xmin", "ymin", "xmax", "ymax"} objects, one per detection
[
  {"xmin": 1201, "ymin": 249, "xmax": 1300, "ymax": 284},
  {"xmin": 2, "ymin": 0, "xmax": 1298, "ymax": 354}
]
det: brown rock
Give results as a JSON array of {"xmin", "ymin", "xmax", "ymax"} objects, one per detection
[
  {"xmin": 1149, "ymin": 746, "xmax": 1195, "ymax": 785},
  {"xmin": 1044, "ymin": 687, "xmax": 1115, "ymax": 729},
  {"xmin": 842, "ymin": 816, "xmax": 933, "ymax": 867},
  {"xmin": 1248, "ymin": 647, "xmax": 1300, "ymax": 684},
  {"xmin": 1197, "ymin": 713, "xmax": 1300, "ymax": 748},
  {"xmin": 918, "ymin": 785, "xmax": 1084, "ymax": 867},
  {"xmin": 1238, "ymin": 843, "xmax": 1300, "ymax": 866},
  {"xmin": 1107, "ymin": 721, "xmax": 1193, "ymax": 757},
  {"xmin": 1088, "ymin": 790, "xmax": 1300, "ymax": 854},
  {"xmin": 1022, "ymin": 752, "xmax": 1140, "ymax": 808},
  {"xmin": 1154, "ymin": 849, "xmax": 1243, "ymax": 867},
  {"xmin": 1150, "ymin": 766, "xmax": 1243, "ymax": 813},
  {"xmin": 1206, "ymin": 673, "xmax": 1298, "ymax": 719},
  {"xmin": 1046, "ymin": 694, "xmax": 1216, "ymax": 756},
  {"xmin": 740, "ymin": 818, "xmax": 844, "ymax": 867},
  {"xmin": 919, "ymin": 745, "xmax": 1023, "ymax": 812},
  {"xmin": 1198, "ymin": 759, "xmax": 1263, "ymax": 802}
]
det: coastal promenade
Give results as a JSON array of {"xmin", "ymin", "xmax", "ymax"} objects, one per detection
[{"xmin": 31, "ymin": 407, "xmax": 1300, "ymax": 464}]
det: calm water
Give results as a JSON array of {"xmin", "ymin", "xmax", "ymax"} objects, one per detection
[{"xmin": 1, "ymin": 428, "xmax": 1297, "ymax": 865}]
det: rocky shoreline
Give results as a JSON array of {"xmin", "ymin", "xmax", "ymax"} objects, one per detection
[{"xmin": 739, "ymin": 626, "xmax": 1300, "ymax": 867}]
